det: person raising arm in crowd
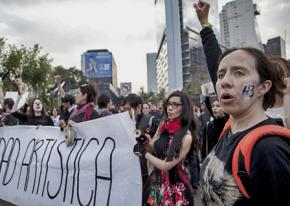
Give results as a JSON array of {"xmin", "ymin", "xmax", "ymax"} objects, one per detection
[
  {"xmin": 199, "ymin": 47, "xmax": 290, "ymax": 205},
  {"xmin": 194, "ymin": 0, "xmax": 290, "ymax": 128}
]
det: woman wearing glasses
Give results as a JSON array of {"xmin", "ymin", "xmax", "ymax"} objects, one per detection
[{"xmin": 134, "ymin": 90, "xmax": 196, "ymax": 206}]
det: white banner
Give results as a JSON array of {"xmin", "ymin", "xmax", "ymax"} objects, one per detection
[{"xmin": 0, "ymin": 112, "xmax": 142, "ymax": 206}]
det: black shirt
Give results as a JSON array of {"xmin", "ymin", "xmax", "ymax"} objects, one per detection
[
  {"xmin": 200, "ymin": 118, "xmax": 290, "ymax": 206},
  {"xmin": 12, "ymin": 112, "xmax": 54, "ymax": 126},
  {"xmin": 201, "ymin": 115, "xmax": 228, "ymax": 160}
]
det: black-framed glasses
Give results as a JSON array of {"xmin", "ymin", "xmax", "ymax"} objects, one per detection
[{"xmin": 165, "ymin": 101, "xmax": 182, "ymax": 109}]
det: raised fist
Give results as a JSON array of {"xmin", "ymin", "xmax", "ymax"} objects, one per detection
[{"xmin": 193, "ymin": 0, "xmax": 210, "ymax": 26}]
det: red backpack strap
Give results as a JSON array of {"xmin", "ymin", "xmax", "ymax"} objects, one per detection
[
  {"xmin": 232, "ymin": 125, "xmax": 290, "ymax": 199},
  {"xmin": 219, "ymin": 119, "xmax": 231, "ymax": 139}
]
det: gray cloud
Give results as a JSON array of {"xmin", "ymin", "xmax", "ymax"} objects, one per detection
[
  {"xmin": 0, "ymin": 0, "xmax": 100, "ymax": 6},
  {"xmin": 123, "ymin": 30, "xmax": 155, "ymax": 43},
  {"xmin": 256, "ymin": 0, "xmax": 290, "ymax": 57},
  {"xmin": 0, "ymin": 12, "xmax": 108, "ymax": 54}
]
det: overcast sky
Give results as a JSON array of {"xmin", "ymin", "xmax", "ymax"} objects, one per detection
[{"xmin": 0, "ymin": 0, "xmax": 289, "ymax": 92}]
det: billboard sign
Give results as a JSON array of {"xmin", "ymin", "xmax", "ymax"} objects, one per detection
[
  {"xmin": 120, "ymin": 82, "xmax": 132, "ymax": 96},
  {"xmin": 82, "ymin": 51, "xmax": 112, "ymax": 78}
]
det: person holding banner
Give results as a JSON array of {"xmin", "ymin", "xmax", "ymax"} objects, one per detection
[
  {"xmin": 60, "ymin": 84, "xmax": 99, "ymax": 127},
  {"xmin": 134, "ymin": 90, "xmax": 196, "ymax": 206},
  {"xmin": 12, "ymin": 97, "xmax": 53, "ymax": 126}
]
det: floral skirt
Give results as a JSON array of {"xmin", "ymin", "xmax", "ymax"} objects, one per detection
[{"xmin": 146, "ymin": 169, "xmax": 193, "ymax": 206}]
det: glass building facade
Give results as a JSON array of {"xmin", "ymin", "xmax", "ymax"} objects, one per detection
[{"xmin": 154, "ymin": 0, "xmax": 219, "ymax": 103}]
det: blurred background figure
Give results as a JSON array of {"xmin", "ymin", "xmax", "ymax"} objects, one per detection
[
  {"xmin": 51, "ymin": 107, "xmax": 60, "ymax": 126},
  {"xmin": 97, "ymin": 93, "xmax": 113, "ymax": 117}
]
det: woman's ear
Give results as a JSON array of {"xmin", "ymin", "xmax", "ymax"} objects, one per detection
[{"xmin": 257, "ymin": 80, "xmax": 272, "ymax": 97}]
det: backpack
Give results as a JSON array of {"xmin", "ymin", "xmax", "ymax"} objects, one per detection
[{"xmin": 219, "ymin": 120, "xmax": 290, "ymax": 199}]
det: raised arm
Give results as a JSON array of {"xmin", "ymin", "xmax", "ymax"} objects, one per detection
[
  {"xmin": 204, "ymin": 85, "xmax": 214, "ymax": 117},
  {"xmin": 55, "ymin": 75, "xmax": 65, "ymax": 98},
  {"xmin": 11, "ymin": 82, "xmax": 27, "ymax": 113},
  {"xmin": 194, "ymin": 0, "xmax": 222, "ymax": 89}
]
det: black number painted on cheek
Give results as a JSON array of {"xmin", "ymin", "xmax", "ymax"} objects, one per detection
[
  {"xmin": 248, "ymin": 85, "xmax": 255, "ymax": 97},
  {"xmin": 242, "ymin": 85, "xmax": 255, "ymax": 98}
]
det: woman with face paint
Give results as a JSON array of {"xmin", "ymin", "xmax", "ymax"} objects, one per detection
[
  {"xmin": 194, "ymin": 1, "xmax": 290, "ymax": 205},
  {"xmin": 12, "ymin": 98, "xmax": 53, "ymax": 126},
  {"xmin": 201, "ymin": 47, "xmax": 290, "ymax": 206},
  {"xmin": 194, "ymin": 1, "xmax": 290, "ymax": 128},
  {"xmin": 133, "ymin": 91, "xmax": 197, "ymax": 206}
]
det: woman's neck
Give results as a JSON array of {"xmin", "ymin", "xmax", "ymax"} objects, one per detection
[
  {"xmin": 230, "ymin": 104, "xmax": 267, "ymax": 134},
  {"xmin": 77, "ymin": 102, "xmax": 88, "ymax": 108},
  {"xmin": 34, "ymin": 111, "xmax": 42, "ymax": 117}
]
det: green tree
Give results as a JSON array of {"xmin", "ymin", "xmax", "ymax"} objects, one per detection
[
  {"xmin": 52, "ymin": 65, "xmax": 87, "ymax": 90},
  {"xmin": 2, "ymin": 44, "xmax": 54, "ymax": 97},
  {"xmin": 138, "ymin": 87, "xmax": 161, "ymax": 103},
  {"xmin": 157, "ymin": 87, "xmax": 166, "ymax": 101}
]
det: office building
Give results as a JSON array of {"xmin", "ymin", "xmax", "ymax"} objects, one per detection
[
  {"xmin": 154, "ymin": 0, "xmax": 218, "ymax": 100},
  {"xmin": 264, "ymin": 36, "xmax": 286, "ymax": 58},
  {"xmin": 146, "ymin": 53, "xmax": 158, "ymax": 93},
  {"xmin": 220, "ymin": 0, "xmax": 263, "ymax": 50},
  {"xmin": 81, "ymin": 49, "xmax": 119, "ymax": 103}
]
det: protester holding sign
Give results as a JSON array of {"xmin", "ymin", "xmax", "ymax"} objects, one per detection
[
  {"xmin": 134, "ymin": 90, "xmax": 196, "ymax": 205},
  {"xmin": 12, "ymin": 98, "xmax": 53, "ymax": 126},
  {"xmin": 60, "ymin": 84, "xmax": 99, "ymax": 127}
]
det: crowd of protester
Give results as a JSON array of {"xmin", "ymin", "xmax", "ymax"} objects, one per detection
[{"xmin": 0, "ymin": 1, "xmax": 290, "ymax": 205}]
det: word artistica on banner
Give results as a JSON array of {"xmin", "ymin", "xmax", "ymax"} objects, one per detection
[
  {"xmin": 0, "ymin": 136, "xmax": 114, "ymax": 205},
  {"xmin": 0, "ymin": 113, "xmax": 142, "ymax": 206}
]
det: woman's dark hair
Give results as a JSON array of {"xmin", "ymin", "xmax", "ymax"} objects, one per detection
[
  {"xmin": 122, "ymin": 93, "xmax": 144, "ymax": 127},
  {"xmin": 28, "ymin": 98, "xmax": 46, "ymax": 118},
  {"xmin": 97, "ymin": 93, "xmax": 111, "ymax": 108},
  {"xmin": 51, "ymin": 107, "xmax": 59, "ymax": 115},
  {"xmin": 219, "ymin": 47, "xmax": 279, "ymax": 109},
  {"xmin": 163, "ymin": 91, "xmax": 197, "ymax": 163},
  {"xmin": 3, "ymin": 98, "xmax": 14, "ymax": 110},
  {"xmin": 122, "ymin": 93, "xmax": 143, "ymax": 109},
  {"xmin": 62, "ymin": 95, "xmax": 75, "ymax": 105},
  {"xmin": 267, "ymin": 55, "xmax": 289, "ymax": 98},
  {"xmin": 79, "ymin": 84, "xmax": 97, "ymax": 103}
]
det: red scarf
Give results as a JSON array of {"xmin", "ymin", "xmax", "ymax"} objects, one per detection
[
  {"xmin": 160, "ymin": 119, "xmax": 181, "ymax": 135},
  {"xmin": 70, "ymin": 102, "xmax": 95, "ymax": 122}
]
